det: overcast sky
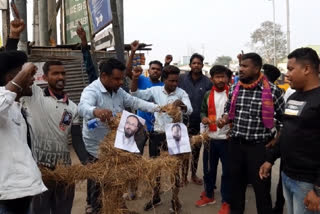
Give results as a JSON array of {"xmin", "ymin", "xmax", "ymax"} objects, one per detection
[
  {"xmin": 1, "ymin": 0, "xmax": 319, "ymax": 64},
  {"xmin": 123, "ymin": 0, "xmax": 320, "ymax": 64}
]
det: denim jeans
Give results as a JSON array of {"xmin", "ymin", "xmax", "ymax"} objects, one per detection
[
  {"xmin": 282, "ymin": 172, "xmax": 320, "ymax": 214},
  {"xmin": 0, "ymin": 197, "xmax": 31, "ymax": 214},
  {"xmin": 203, "ymin": 139, "xmax": 230, "ymax": 202}
]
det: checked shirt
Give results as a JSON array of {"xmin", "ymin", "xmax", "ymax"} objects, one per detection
[{"xmin": 224, "ymin": 81, "xmax": 285, "ymax": 141}]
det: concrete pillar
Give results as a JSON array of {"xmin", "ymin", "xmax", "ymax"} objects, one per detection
[
  {"xmin": 15, "ymin": 0, "xmax": 28, "ymax": 52},
  {"xmin": 39, "ymin": 0, "xmax": 49, "ymax": 46}
]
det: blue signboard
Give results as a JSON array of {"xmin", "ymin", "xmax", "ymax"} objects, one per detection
[{"xmin": 87, "ymin": 0, "xmax": 112, "ymax": 34}]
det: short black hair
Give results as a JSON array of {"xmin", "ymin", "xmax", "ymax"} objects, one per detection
[
  {"xmin": 190, "ymin": 53, "xmax": 204, "ymax": 64},
  {"xmin": 288, "ymin": 47, "xmax": 320, "ymax": 72},
  {"xmin": 227, "ymin": 70, "xmax": 233, "ymax": 80},
  {"xmin": 149, "ymin": 60, "xmax": 163, "ymax": 68},
  {"xmin": 171, "ymin": 123, "xmax": 181, "ymax": 131},
  {"xmin": 263, "ymin": 64, "xmax": 281, "ymax": 83},
  {"xmin": 209, "ymin": 65, "xmax": 230, "ymax": 77},
  {"xmin": 0, "ymin": 50, "xmax": 27, "ymax": 86},
  {"xmin": 162, "ymin": 65, "xmax": 180, "ymax": 80},
  {"xmin": 99, "ymin": 58, "xmax": 126, "ymax": 75},
  {"xmin": 42, "ymin": 61, "xmax": 63, "ymax": 75},
  {"xmin": 241, "ymin": 53, "xmax": 263, "ymax": 70}
]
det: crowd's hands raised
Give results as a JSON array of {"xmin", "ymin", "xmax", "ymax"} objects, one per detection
[
  {"xmin": 76, "ymin": 23, "xmax": 88, "ymax": 46},
  {"xmin": 173, "ymin": 99, "xmax": 187, "ymax": 112},
  {"xmin": 131, "ymin": 66, "xmax": 143, "ymax": 80},
  {"xmin": 304, "ymin": 190, "xmax": 320, "ymax": 212},
  {"xmin": 130, "ymin": 40, "xmax": 139, "ymax": 53},
  {"xmin": 165, "ymin": 54, "xmax": 173, "ymax": 65},
  {"xmin": 6, "ymin": 63, "xmax": 37, "ymax": 95},
  {"xmin": 258, "ymin": 161, "xmax": 272, "ymax": 180},
  {"xmin": 93, "ymin": 109, "xmax": 113, "ymax": 122},
  {"xmin": 9, "ymin": 18, "xmax": 25, "ymax": 39}
]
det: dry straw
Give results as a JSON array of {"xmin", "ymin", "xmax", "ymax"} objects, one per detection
[
  {"xmin": 41, "ymin": 111, "xmax": 182, "ymax": 214},
  {"xmin": 41, "ymin": 105, "xmax": 209, "ymax": 213}
]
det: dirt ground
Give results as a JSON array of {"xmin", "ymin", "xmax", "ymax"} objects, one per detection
[{"xmin": 70, "ymin": 145, "xmax": 282, "ymax": 214}]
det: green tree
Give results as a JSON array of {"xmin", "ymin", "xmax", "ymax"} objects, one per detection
[
  {"xmin": 250, "ymin": 21, "xmax": 287, "ymax": 64},
  {"xmin": 214, "ymin": 55, "xmax": 232, "ymax": 67}
]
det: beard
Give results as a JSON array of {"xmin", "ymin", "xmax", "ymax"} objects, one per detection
[
  {"xmin": 173, "ymin": 135, "xmax": 181, "ymax": 142},
  {"xmin": 124, "ymin": 129, "xmax": 135, "ymax": 138},
  {"xmin": 240, "ymin": 76, "xmax": 255, "ymax": 84}
]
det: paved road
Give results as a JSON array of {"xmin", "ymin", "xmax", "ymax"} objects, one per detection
[{"xmin": 71, "ymin": 146, "xmax": 282, "ymax": 214}]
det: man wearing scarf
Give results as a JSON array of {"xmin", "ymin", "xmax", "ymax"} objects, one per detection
[
  {"xmin": 218, "ymin": 53, "xmax": 285, "ymax": 214},
  {"xmin": 195, "ymin": 65, "xmax": 231, "ymax": 214}
]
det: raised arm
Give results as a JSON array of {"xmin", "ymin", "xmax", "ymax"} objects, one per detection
[
  {"xmin": 130, "ymin": 66, "xmax": 143, "ymax": 92},
  {"xmin": 76, "ymin": 25, "xmax": 98, "ymax": 83},
  {"xmin": 6, "ymin": 18, "xmax": 25, "ymax": 51},
  {"xmin": 126, "ymin": 40, "xmax": 139, "ymax": 79}
]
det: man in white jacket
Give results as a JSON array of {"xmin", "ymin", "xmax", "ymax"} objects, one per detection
[{"xmin": 0, "ymin": 51, "xmax": 47, "ymax": 214}]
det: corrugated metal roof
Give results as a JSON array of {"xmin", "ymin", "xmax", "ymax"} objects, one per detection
[{"xmin": 28, "ymin": 47, "xmax": 116, "ymax": 104}]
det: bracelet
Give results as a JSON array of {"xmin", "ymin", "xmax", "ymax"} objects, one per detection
[{"xmin": 11, "ymin": 81, "xmax": 23, "ymax": 92}]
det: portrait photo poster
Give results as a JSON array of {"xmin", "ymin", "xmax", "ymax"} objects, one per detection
[
  {"xmin": 114, "ymin": 110, "xmax": 146, "ymax": 154},
  {"xmin": 165, "ymin": 123, "xmax": 191, "ymax": 155}
]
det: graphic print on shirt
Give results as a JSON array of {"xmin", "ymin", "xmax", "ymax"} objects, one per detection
[
  {"xmin": 59, "ymin": 109, "xmax": 73, "ymax": 131},
  {"xmin": 284, "ymin": 100, "xmax": 306, "ymax": 116}
]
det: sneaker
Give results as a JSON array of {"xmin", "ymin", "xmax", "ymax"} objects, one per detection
[
  {"xmin": 85, "ymin": 205, "xmax": 92, "ymax": 214},
  {"xmin": 272, "ymin": 206, "xmax": 283, "ymax": 214},
  {"xmin": 143, "ymin": 197, "xmax": 162, "ymax": 211},
  {"xmin": 169, "ymin": 200, "xmax": 182, "ymax": 214},
  {"xmin": 195, "ymin": 195, "xmax": 216, "ymax": 207},
  {"xmin": 200, "ymin": 191, "xmax": 206, "ymax": 198},
  {"xmin": 218, "ymin": 202, "xmax": 230, "ymax": 214}
]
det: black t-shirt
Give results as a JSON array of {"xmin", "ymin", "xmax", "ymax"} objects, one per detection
[{"xmin": 279, "ymin": 87, "xmax": 320, "ymax": 185}]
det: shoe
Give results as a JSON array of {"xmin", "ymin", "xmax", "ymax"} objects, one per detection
[
  {"xmin": 272, "ymin": 206, "xmax": 283, "ymax": 214},
  {"xmin": 169, "ymin": 200, "xmax": 182, "ymax": 214},
  {"xmin": 200, "ymin": 191, "xmax": 206, "ymax": 198},
  {"xmin": 218, "ymin": 202, "xmax": 230, "ymax": 214},
  {"xmin": 192, "ymin": 175, "xmax": 203, "ymax": 185},
  {"xmin": 85, "ymin": 205, "xmax": 92, "ymax": 214},
  {"xmin": 195, "ymin": 195, "xmax": 216, "ymax": 207},
  {"xmin": 143, "ymin": 197, "xmax": 162, "ymax": 211}
]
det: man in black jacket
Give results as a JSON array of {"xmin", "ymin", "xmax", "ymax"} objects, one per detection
[
  {"xmin": 178, "ymin": 53, "xmax": 212, "ymax": 185},
  {"xmin": 260, "ymin": 47, "xmax": 320, "ymax": 214}
]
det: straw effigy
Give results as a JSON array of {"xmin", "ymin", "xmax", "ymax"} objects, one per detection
[{"xmin": 41, "ymin": 111, "xmax": 182, "ymax": 214}]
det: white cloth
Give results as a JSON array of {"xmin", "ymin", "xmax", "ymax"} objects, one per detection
[
  {"xmin": 21, "ymin": 85, "xmax": 78, "ymax": 168},
  {"xmin": 0, "ymin": 87, "xmax": 47, "ymax": 200},
  {"xmin": 207, "ymin": 90, "xmax": 229, "ymax": 139},
  {"xmin": 131, "ymin": 86, "xmax": 193, "ymax": 132}
]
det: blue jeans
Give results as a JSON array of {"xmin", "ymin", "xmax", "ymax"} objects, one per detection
[
  {"xmin": 203, "ymin": 139, "xmax": 230, "ymax": 203},
  {"xmin": 0, "ymin": 197, "xmax": 31, "ymax": 214},
  {"xmin": 282, "ymin": 172, "xmax": 320, "ymax": 214}
]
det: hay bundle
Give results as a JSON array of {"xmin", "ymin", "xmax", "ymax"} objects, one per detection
[
  {"xmin": 190, "ymin": 132, "xmax": 210, "ymax": 147},
  {"xmin": 41, "ymin": 112, "xmax": 180, "ymax": 214},
  {"xmin": 160, "ymin": 103, "xmax": 182, "ymax": 123}
]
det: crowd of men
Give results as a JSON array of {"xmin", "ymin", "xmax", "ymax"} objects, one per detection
[{"xmin": 1, "ymin": 18, "xmax": 320, "ymax": 214}]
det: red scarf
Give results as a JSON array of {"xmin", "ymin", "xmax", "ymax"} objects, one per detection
[{"xmin": 208, "ymin": 85, "xmax": 229, "ymax": 131}]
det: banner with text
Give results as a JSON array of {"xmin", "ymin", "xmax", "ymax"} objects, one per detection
[{"xmin": 64, "ymin": 0, "xmax": 90, "ymax": 44}]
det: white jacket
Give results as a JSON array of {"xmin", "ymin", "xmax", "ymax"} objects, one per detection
[{"xmin": 0, "ymin": 87, "xmax": 47, "ymax": 200}]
